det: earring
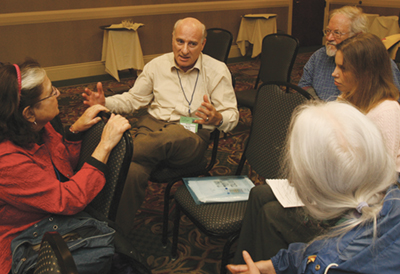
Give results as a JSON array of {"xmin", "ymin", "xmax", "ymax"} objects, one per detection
[{"xmin": 33, "ymin": 121, "xmax": 37, "ymax": 126}]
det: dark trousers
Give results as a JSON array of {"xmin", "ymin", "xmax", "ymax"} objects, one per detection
[
  {"xmin": 233, "ymin": 184, "xmax": 323, "ymax": 264},
  {"xmin": 115, "ymin": 114, "xmax": 209, "ymax": 236}
]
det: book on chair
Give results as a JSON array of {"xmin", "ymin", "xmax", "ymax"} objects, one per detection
[{"xmin": 183, "ymin": 176, "xmax": 255, "ymax": 205}]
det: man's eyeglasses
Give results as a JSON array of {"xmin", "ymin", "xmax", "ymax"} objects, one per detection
[
  {"xmin": 323, "ymin": 29, "xmax": 349, "ymax": 39},
  {"xmin": 34, "ymin": 86, "xmax": 60, "ymax": 105}
]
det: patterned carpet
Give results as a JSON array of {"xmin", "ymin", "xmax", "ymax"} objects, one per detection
[{"xmin": 56, "ymin": 51, "xmax": 312, "ymax": 273}]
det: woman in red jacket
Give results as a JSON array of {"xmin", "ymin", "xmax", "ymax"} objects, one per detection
[{"xmin": 0, "ymin": 59, "xmax": 131, "ymax": 273}]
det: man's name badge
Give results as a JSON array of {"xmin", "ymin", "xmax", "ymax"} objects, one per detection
[{"xmin": 180, "ymin": 116, "xmax": 199, "ymax": 133}]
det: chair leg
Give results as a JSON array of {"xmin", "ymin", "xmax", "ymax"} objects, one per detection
[
  {"xmin": 162, "ymin": 181, "xmax": 176, "ymax": 247},
  {"xmin": 171, "ymin": 204, "xmax": 181, "ymax": 260},
  {"xmin": 220, "ymin": 232, "xmax": 240, "ymax": 274}
]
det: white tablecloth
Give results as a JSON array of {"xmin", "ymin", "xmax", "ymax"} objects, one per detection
[
  {"xmin": 369, "ymin": 16, "xmax": 400, "ymax": 39},
  {"xmin": 365, "ymin": 13, "xmax": 379, "ymax": 29},
  {"xmin": 101, "ymin": 29, "xmax": 145, "ymax": 82},
  {"xmin": 236, "ymin": 14, "xmax": 277, "ymax": 58}
]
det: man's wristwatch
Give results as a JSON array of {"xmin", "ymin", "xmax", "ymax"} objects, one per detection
[{"xmin": 217, "ymin": 118, "xmax": 223, "ymax": 127}]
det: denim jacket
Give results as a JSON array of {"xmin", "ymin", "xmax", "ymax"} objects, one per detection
[
  {"xmin": 271, "ymin": 185, "xmax": 400, "ymax": 274},
  {"xmin": 11, "ymin": 212, "xmax": 115, "ymax": 274}
]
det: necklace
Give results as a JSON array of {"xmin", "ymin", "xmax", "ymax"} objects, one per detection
[{"xmin": 176, "ymin": 69, "xmax": 199, "ymax": 115}]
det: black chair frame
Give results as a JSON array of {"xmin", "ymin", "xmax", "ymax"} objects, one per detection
[
  {"xmin": 149, "ymin": 128, "xmax": 220, "ymax": 247},
  {"xmin": 254, "ymin": 33, "xmax": 299, "ymax": 89},
  {"xmin": 236, "ymin": 33, "xmax": 300, "ymax": 111},
  {"xmin": 172, "ymin": 196, "xmax": 244, "ymax": 273},
  {"xmin": 50, "ymin": 112, "xmax": 150, "ymax": 274},
  {"xmin": 202, "ymin": 28, "xmax": 233, "ymax": 64},
  {"xmin": 237, "ymin": 81, "xmax": 312, "ymax": 174},
  {"xmin": 76, "ymin": 111, "xmax": 133, "ymax": 222}
]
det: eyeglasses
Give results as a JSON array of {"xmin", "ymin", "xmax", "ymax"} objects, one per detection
[
  {"xmin": 323, "ymin": 29, "xmax": 349, "ymax": 39},
  {"xmin": 34, "ymin": 86, "xmax": 60, "ymax": 105}
]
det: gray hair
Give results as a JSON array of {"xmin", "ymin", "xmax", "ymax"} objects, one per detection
[
  {"xmin": 21, "ymin": 66, "xmax": 46, "ymax": 92},
  {"xmin": 284, "ymin": 101, "xmax": 396, "ymax": 238},
  {"xmin": 172, "ymin": 18, "xmax": 207, "ymax": 42},
  {"xmin": 330, "ymin": 6, "xmax": 368, "ymax": 35}
]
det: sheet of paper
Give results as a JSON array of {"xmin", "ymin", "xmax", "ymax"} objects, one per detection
[{"xmin": 266, "ymin": 179, "xmax": 304, "ymax": 208}]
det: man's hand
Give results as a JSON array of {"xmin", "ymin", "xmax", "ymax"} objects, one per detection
[
  {"xmin": 82, "ymin": 82, "xmax": 106, "ymax": 107},
  {"xmin": 194, "ymin": 94, "xmax": 223, "ymax": 126},
  {"xmin": 226, "ymin": 251, "xmax": 276, "ymax": 274}
]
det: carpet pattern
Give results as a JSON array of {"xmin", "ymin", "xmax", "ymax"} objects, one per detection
[{"xmin": 56, "ymin": 51, "xmax": 312, "ymax": 273}]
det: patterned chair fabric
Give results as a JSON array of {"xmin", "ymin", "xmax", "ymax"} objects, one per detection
[
  {"xmin": 34, "ymin": 232, "xmax": 78, "ymax": 274},
  {"xmin": 173, "ymin": 82, "xmax": 312, "ymax": 274},
  {"xmin": 76, "ymin": 111, "xmax": 133, "ymax": 222},
  {"xmin": 237, "ymin": 81, "xmax": 312, "ymax": 178}
]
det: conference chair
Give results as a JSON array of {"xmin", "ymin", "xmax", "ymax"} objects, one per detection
[
  {"xmin": 202, "ymin": 28, "xmax": 233, "ymax": 64},
  {"xmin": 34, "ymin": 231, "xmax": 78, "ymax": 274},
  {"xmin": 202, "ymin": 27, "xmax": 236, "ymax": 89},
  {"xmin": 74, "ymin": 112, "xmax": 151, "ymax": 274},
  {"xmin": 48, "ymin": 112, "xmax": 150, "ymax": 274},
  {"xmin": 76, "ymin": 111, "xmax": 133, "ymax": 222},
  {"xmin": 171, "ymin": 82, "xmax": 312, "ymax": 274},
  {"xmin": 149, "ymin": 128, "xmax": 220, "ymax": 247},
  {"xmin": 236, "ymin": 33, "xmax": 299, "ymax": 111},
  {"xmin": 202, "ymin": 27, "xmax": 235, "ymax": 139}
]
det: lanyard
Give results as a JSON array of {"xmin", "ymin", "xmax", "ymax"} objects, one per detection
[{"xmin": 176, "ymin": 69, "xmax": 200, "ymax": 115}]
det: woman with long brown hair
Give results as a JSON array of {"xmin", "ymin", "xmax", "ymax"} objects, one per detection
[{"xmin": 335, "ymin": 32, "xmax": 400, "ymax": 171}]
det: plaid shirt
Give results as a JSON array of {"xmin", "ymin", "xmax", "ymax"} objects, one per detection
[{"xmin": 299, "ymin": 46, "xmax": 400, "ymax": 102}]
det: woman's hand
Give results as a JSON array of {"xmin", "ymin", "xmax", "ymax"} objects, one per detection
[
  {"xmin": 91, "ymin": 113, "xmax": 131, "ymax": 164},
  {"xmin": 226, "ymin": 251, "xmax": 276, "ymax": 274},
  {"xmin": 100, "ymin": 113, "xmax": 131, "ymax": 152},
  {"xmin": 70, "ymin": 104, "xmax": 109, "ymax": 133}
]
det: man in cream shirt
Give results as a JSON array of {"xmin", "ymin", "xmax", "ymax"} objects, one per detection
[{"xmin": 83, "ymin": 17, "xmax": 239, "ymax": 236}]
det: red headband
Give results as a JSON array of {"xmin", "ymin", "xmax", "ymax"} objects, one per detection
[{"xmin": 13, "ymin": 64, "xmax": 22, "ymax": 95}]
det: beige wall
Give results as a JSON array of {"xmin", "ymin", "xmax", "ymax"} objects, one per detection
[
  {"xmin": 0, "ymin": 0, "xmax": 234, "ymax": 13},
  {"xmin": 0, "ymin": 0, "xmax": 291, "ymax": 80}
]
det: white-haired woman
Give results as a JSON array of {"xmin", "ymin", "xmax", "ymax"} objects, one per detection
[{"xmin": 228, "ymin": 101, "xmax": 400, "ymax": 274}]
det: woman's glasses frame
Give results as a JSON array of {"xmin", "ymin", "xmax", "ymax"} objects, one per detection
[{"xmin": 33, "ymin": 86, "xmax": 60, "ymax": 105}]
